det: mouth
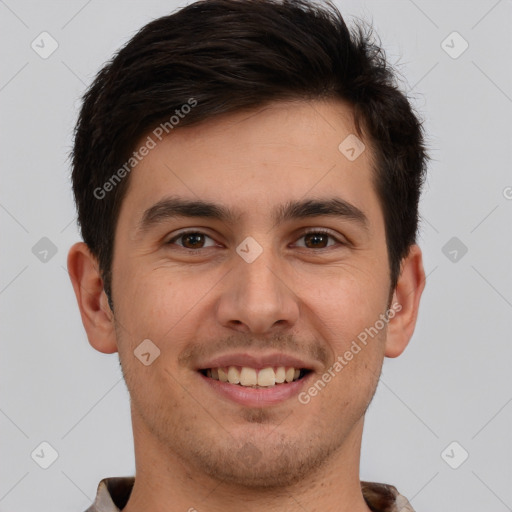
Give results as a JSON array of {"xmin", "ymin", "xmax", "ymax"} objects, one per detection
[
  {"xmin": 198, "ymin": 366, "xmax": 313, "ymax": 388},
  {"xmin": 195, "ymin": 352, "xmax": 319, "ymax": 407}
]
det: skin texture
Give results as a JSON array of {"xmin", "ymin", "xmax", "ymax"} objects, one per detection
[{"xmin": 68, "ymin": 99, "xmax": 425, "ymax": 512}]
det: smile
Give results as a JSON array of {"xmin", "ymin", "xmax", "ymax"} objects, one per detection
[{"xmin": 199, "ymin": 366, "xmax": 311, "ymax": 387}]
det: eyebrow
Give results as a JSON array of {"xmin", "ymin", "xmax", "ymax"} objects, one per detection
[{"xmin": 137, "ymin": 196, "xmax": 369, "ymax": 233}]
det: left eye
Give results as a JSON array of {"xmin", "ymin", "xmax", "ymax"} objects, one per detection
[
  {"xmin": 167, "ymin": 230, "xmax": 341, "ymax": 250},
  {"xmin": 293, "ymin": 230, "xmax": 340, "ymax": 249}
]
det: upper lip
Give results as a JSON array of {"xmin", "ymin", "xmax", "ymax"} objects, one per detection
[{"xmin": 195, "ymin": 352, "xmax": 321, "ymax": 372}]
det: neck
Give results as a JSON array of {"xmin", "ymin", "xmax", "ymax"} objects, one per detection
[{"xmin": 122, "ymin": 414, "xmax": 372, "ymax": 512}]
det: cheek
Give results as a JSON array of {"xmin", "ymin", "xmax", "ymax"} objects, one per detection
[
  {"xmin": 113, "ymin": 263, "xmax": 219, "ymax": 350},
  {"xmin": 299, "ymin": 265, "xmax": 389, "ymax": 386},
  {"xmin": 303, "ymin": 263, "xmax": 389, "ymax": 327}
]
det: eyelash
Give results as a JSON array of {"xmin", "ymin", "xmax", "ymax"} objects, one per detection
[{"xmin": 166, "ymin": 228, "xmax": 345, "ymax": 250}]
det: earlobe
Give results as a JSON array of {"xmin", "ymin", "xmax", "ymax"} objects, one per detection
[
  {"xmin": 385, "ymin": 244, "xmax": 425, "ymax": 358},
  {"xmin": 67, "ymin": 242, "xmax": 118, "ymax": 354}
]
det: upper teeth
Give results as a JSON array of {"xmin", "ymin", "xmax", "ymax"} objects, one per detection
[{"xmin": 205, "ymin": 366, "xmax": 302, "ymax": 387}]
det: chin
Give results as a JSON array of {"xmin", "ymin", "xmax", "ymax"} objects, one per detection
[{"xmin": 187, "ymin": 434, "xmax": 339, "ymax": 490}]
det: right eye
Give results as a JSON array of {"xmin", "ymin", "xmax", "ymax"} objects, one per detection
[{"xmin": 166, "ymin": 230, "xmax": 218, "ymax": 250}]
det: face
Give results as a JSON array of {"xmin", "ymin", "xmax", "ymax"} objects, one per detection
[{"xmin": 109, "ymin": 99, "xmax": 393, "ymax": 487}]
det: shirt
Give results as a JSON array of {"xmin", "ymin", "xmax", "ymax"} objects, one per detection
[{"xmin": 84, "ymin": 477, "xmax": 416, "ymax": 512}]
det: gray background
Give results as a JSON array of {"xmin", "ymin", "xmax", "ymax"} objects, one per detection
[{"xmin": 1, "ymin": 0, "xmax": 511, "ymax": 511}]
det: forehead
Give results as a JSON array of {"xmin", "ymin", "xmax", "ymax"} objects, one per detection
[{"xmin": 117, "ymin": 99, "xmax": 382, "ymax": 230}]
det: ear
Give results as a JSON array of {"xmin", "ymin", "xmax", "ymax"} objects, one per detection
[
  {"xmin": 67, "ymin": 242, "xmax": 118, "ymax": 354},
  {"xmin": 385, "ymin": 244, "xmax": 425, "ymax": 358}
]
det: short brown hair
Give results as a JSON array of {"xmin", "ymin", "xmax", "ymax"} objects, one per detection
[{"xmin": 71, "ymin": 0, "xmax": 429, "ymax": 304}]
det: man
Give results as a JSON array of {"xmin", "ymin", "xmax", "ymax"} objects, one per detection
[{"xmin": 67, "ymin": 0, "xmax": 428, "ymax": 511}]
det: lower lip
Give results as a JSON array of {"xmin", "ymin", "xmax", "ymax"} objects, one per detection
[{"xmin": 199, "ymin": 372, "xmax": 312, "ymax": 407}]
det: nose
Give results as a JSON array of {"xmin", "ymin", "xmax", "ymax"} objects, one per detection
[{"xmin": 215, "ymin": 246, "xmax": 300, "ymax": 335}]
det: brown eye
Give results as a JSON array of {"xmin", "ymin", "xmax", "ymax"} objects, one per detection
[
  {"xmin": 295, "ymin": 230, "xmax": 340, "ymax": 249},
  {"xmin": 303, "ymin": 232, "xmax": 330, "ymax": 248},
  {"xmin": 167, "ymin": 231, "xmax": 216, "ymax": 249},
  {"xmin": 181, "ymin": 233, "xmax": 205, "ymax": 249}
]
